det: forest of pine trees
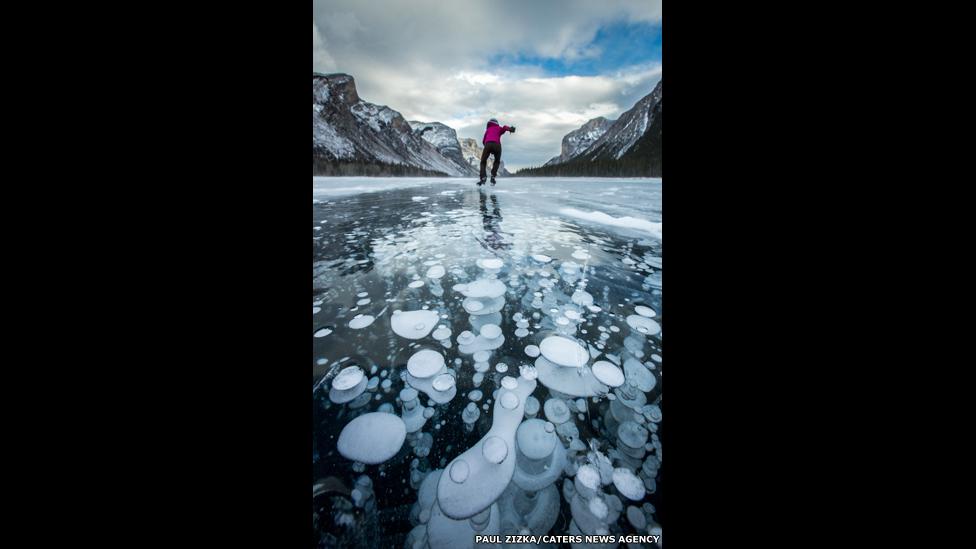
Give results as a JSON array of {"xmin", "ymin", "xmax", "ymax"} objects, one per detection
[{"xmin": 313, "ymin": 157, "xmax": 449, "ymax": 177}]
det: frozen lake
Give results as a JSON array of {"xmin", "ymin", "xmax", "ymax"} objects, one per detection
[{"xmin": 313, "ymin": 177, "xmax": 663, "ymax": 548}]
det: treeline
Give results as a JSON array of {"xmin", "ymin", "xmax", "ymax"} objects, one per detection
[
  {"xmin": 514, "ymin": 155, "xmax": 661, "ymax": 178},
  {"xmin": 313, "ymin": 157, "xmax": 449, "ymax": 177}
]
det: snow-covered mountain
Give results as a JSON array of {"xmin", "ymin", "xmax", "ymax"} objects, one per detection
[
  {"xmin": 516, "ymin": 80, "xmax": 662, "ymax": 177},
  {"xmin": 460, "ymin": 138, "xmax": 511, "ymax": 177},
  {"xmin": 313, "ymin": 73, "xmax": 470, "ymax": 176},
  {"xmin": 581, "ymin": 80, "xmax": 662, "ymax": 161},
  {"xmin": 543, "ymin": 116, "xmax": 614, "ymax": 166},
  {"xmin": 408, "ymin": 121, "xmax": 477, "ymax": 176}
]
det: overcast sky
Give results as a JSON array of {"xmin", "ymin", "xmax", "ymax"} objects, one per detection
[{"xmin": 313, "ymin": 0, "xmax": 661, "ymax": 170}]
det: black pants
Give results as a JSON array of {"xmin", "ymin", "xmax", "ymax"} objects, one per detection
[{"xmin": 480, "ymin": 141, "xmax": 501, "ymax": 179}]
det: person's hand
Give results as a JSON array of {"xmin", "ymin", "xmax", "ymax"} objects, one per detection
[{"xmin": 510, "ymin": 126, "xmax": 516, "ymax": 133}]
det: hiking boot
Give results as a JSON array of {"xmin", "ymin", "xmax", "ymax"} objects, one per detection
[
  {"xmin": 478, "ymin": 178, "xmax": 486, "ymax": 186},
  {"xmin": 490, "ymin": 177, "xmax": 496, "ymax": 186}
]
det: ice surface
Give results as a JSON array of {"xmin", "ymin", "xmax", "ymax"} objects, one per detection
[{"xmin": 312, "ymin": 177, "xmax": 662, "ymax": 542}]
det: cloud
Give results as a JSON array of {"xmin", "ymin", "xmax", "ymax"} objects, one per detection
[
  {"xmin": 312, "ymin": 23, "xmax": 336, "ymax": 73},
  {"xmin": 312, "ymin": 0, "xmax": 662, "ymax": 169}
]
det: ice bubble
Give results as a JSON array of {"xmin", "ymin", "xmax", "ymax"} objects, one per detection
[
  {"xmin": 400, "ymin": 387, "xmax": 419, "ymax": 402},
  {"xmin": 462, "ymin": 402, "xmax": 481, "ymax": 424},
  {"xmin": 624, "ymin": 358, "xmax": 658, "ymax": 392},
  {"xmin": 571, "ymin": 290, "xmax": 594, "ymax": 306},
  {"xmin": 612, "ymin": 468, "xmax": 646, "ymax": 500},
  {"xmin": 524, "ymin": 396, "xmax": 540, "ymax": 417},
  {"xmin": 314, "ymin": 327, "xmax": 333, "ymax": 338},
  {"xmin": 618, "ymin": 421, "xmax": 650, "ymax": 449},
  {"xmin": 432, "ymin": 373, "xmax": 456, "ymax": 392},
  {"xmin": 463, "ymin": 299, "xmax": 485, "ymax": 313},
  {"xmin": 407, "ymin": 349, "xmax": 445, "ymax": 378},
  {"xmin": 516, "ymin": 418, "xmax": 557, "ymax": 460},
  {"xmin": 482, "ymin": 436, "xmax": 508, "ymax": 463},
  {"xmin": 357, "ymin": 292, "xmax": 369, "ymax": 298},
  {"xmin": 313, "ymin": 307, "xmax": 322, "ymax": 314},
  {"xmin": 564, "ymin": 310, "xmax": 581, "ymax": 321},
  {"xmin": 468, "ymin": 390, "xmax": 483, "ymax": 401},
  {"xmin": 651, "ymin": 353, "xmax": 662, "ymax": 362},
  {"xmin": 514, "ymin": 328, "xmax": 529, "ymax": 338},
  {"xmin": 539, "ymin": 336, "xmax": 589, "ymax": 368},
  {"xmin": 474, "ymin": 361, "xmax": 490, "ymax": 373},
  {"xmin": 576, "ymin": 464, "xmax": 601, "ymax": 490},
  {"xmin": 348, "ymin": 315, "xmax": 375, "ymax": 329},
  {"xmin": 535, "ymin": 357, "xmax": 606, "ymax": 397},
  {"xmin": 572, "ymin": 250, "xmax": 590, "ymax": 261},
  {"xmin": 495, "ymin": 363, "xmax": 508, "ymax": 373},
  {"xmin": 531, "ymin": 254, "xmax": 552, "ymax": 263},
  {"xmin": 477, "ymin": 258, "xmax": 504, "ymax": 270},
  {"xmin": 461, "ymin": 279, "xmax": 506, "ymax": 299},
  {"xmin": 357, "ymin": 298, "xmax": 371, "ymax": 306},
  {"xmin": 391, "ymin": 309, "xmax": 440, "ymax": 340},
  {"xmin": 457, "ymin": 331, "xmax": 477, "ymax": 345},
  {"xmin": 500, "ymin": 391, "xmax": 519, "ymax": 409},
  {"xmin": 544, "ymin": 398, "xmax": 571, "ymax": 424},
  {"xmin": 426, "ymin": 265, "xmax": 446, "ymax": 279},
  {"xmin": 329, "ymin": 374, "xmax": 368, "ymax": 404},
  {"xmin": 645, "ymin": 404, "xmax": 662, "ymax": 423},
  {"xmin": 473, "ymin": 350, "xmax": 491, "ymax": 363},
  {"xmin": 524, "ymin": 345, "xmax": 540, "ymax": 357},
  {"xmin": 626, "ymin": 315, "xmax": 661, "ymax": 336},
  {"xmin": 480, "ymin": 324, "xmax": 502, "ymax": 339},
  {"xmin": 519, "ymin": 364, "xmax": 538, "ymax": 380},
  {"xmin": 450, "ymin": 459, "xmax": 470, "ymax": 483},
  {"xmin": 588, "ymin": 497, "xmax": 609, "ymax": 520},
  {"xmin": 591, "ymin": 361, "xmax": 625, "ymax": 388},
  {"xmin": 432, "ymin": 326, "xmax": 452, "ymax": 340},
  {"xmin": 408, "ymin": 280, "xmax": 425, "ymax": 288},
  {"xmin": 501, "ymin": 376, "xmax": 518, "ymax": 390},
  {"xmin": 473, "ymin": 372, "xmax": 484, "ymax": 385},
  {"xmin": 337, "ymin": 412, "xmax": 406, "ymax": 465},
  {"xmin": 635, "ymin": 305, "xmax": 657, "ymax": 318},
  {"xmin": 627, "ymin": 506, "xmax": 647, "ymax": 530}
]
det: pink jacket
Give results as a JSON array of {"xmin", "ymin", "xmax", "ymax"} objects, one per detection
[{"xmin": 482, "ymin": 121, "xmax": 511, "ymax": 145}]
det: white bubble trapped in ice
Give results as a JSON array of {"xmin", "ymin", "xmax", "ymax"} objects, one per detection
[
  {"xmin": 426, "ymin": 265, "xmax": 446, "ymax": 279},
  {"xmin": 591, "ymin": 361, "xmax": 625, "ymax": 388},
  {"xmin": 524, "ymin": 345, "xmax": 541, "ymax": 358},
  {"xmin": 635, "ymin": 305, "xmax": 657, "ymax": 318},
  {"xmin": 626, "ymin": 314, "xmax": 661, "ymax": 336},
  {"xmin": 539, "ymin": 336, "xmax": 589, "ymax": 368},
  {"xmin": 612, "ymin": 468, "xmax": 646, "ymax": 500},
  {"xmin": 314, "ymin": 327, "xmax": 333, "ymax": 338},
  {"xmin": 391, "ymin": 309, "xmax": 440, "ymax": 340},
  {"xmin": 407, "ymin": 349, "xmax": 445, "ymax": 378},
  {"xmin": 348, "ymin": 315, "xmax": 375, "ymax": 329},
  {"xmin": 337, "ymin": 412, "xmax": 407, "ymax": 465}
]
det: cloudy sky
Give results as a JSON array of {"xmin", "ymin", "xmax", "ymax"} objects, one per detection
[{"xmin": 313, "ymin": 0, "xmax": 661, "ymax": 170}]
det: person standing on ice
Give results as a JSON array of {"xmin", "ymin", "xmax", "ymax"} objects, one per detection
[{"xmin": 479, "ymin": 118, "xmax": 515, "ymax": 186}]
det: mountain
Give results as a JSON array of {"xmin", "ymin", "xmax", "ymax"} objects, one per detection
[
  {"xmin": 516, "ymin": 79, "xmax": 662, "ymax": 177},
  {"xmin": 460, "ymin": 138, "xmax": 511, "ymax": 177},
  {"xmin": 313, "ymin": 73, "xmax": 470, "ymax": 176},
  {"xmin": 408, "ymin": 121, "xmax": 477, "ymax": 176},
  {"xmin": 543, "ymin": 116, "xmax": 614, "ymax": 166}
]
